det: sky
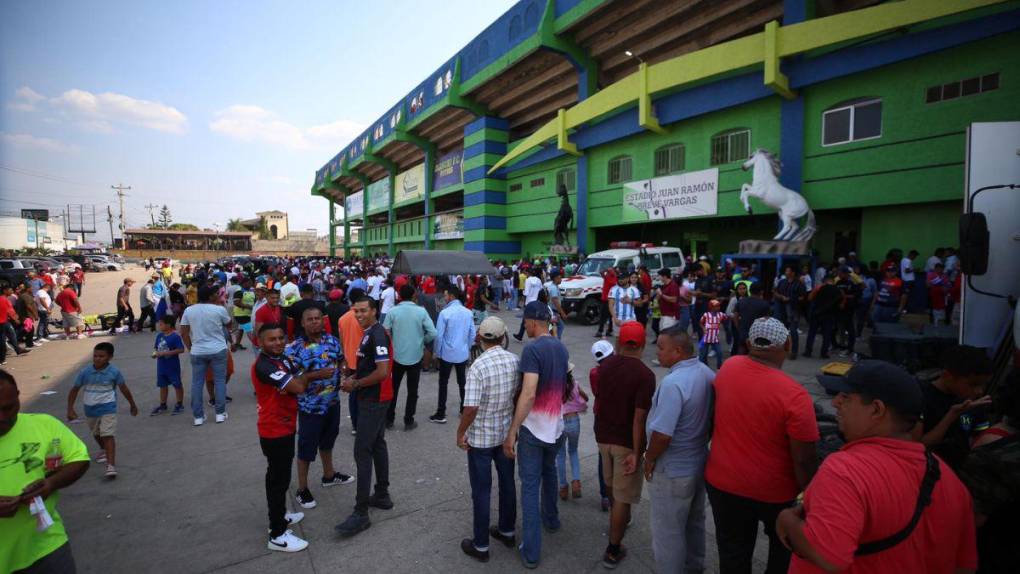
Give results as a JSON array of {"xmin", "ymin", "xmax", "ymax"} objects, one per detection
[{"xmin": 0, "ymin": 0, "xmax": 516, "ymax": 243}]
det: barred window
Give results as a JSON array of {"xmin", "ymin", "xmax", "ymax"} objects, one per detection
[
  {"xmin": 555, "ymin": 168, "xmax": 576, "ymax": 192},
  {"xmin": 607, "ymin": 156, "xmax": 632, "ymax": 184},
  {"xmin": 654, "ymin": 144, "xmax": 685, "ymax": 176},
  {"xmin": 710, "ymin": 129, "xmax": 750, "ymax": 165}
]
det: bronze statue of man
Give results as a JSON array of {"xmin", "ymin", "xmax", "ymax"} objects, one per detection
[{"xmin": 553, "ymin": 184, "xmax": 573, "ymax": 246}]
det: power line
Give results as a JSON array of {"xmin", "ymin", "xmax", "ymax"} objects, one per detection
[
  {"xmin": 144, "ymin": 203, "xmax": 159, "ymax": 227},
  {"xmin": 0, "ymin": 165, "xmax": 100, "ymax": 187}
]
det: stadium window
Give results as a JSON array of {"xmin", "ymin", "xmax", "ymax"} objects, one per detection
[
  {"xmin": 925, "ymin": 73, "xmax": 999, "ymax": 104},
  {"xmin": 607, "ymin": 156, "xmax": 632, "ymax": 184},
  {"xmin": 509, "ymin": 182, "xmax": 523, "ymax": 192},
  {"xmin": 530, "ymin": 178, "xmax": 545, "ymax": 188},
  {"xmin": 821, "ymin": 99, "xmax": 881, "ymax": 146},
  {"xmin": 710, "ymin": 129, "xmax": 750, "ymax": 165},
  {"xmin": 654, "ymin": 144, "xmax": 685, "ymax": 176},
  {"xmin": 555, "ymin": 168, "xmax": 576, "ymax": 192}
]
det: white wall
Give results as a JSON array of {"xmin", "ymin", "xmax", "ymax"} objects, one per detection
[{"xmin": 0, "ymin": 216, "xmax": 75, "ymax": 251}]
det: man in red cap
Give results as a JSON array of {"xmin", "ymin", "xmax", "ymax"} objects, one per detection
[{"xmin": 593, "ymin": 320, "xmax": 655, "ymax": 568}]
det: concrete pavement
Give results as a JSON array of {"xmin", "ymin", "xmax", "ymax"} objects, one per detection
[{"xmin": 9, "ymin": 274, "xmax": 839, "ymax": 573}]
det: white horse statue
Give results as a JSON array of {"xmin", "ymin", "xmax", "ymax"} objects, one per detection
[{"xmin": 740, "ymin": 148, "xmax": 816, "ymax": 242}]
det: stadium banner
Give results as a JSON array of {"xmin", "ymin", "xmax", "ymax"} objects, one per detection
[
  {"xmin": 621, "ymin": 168, "xmax": 719, "ymax": 223},
  {"xmin": 394, "ymin": 163, "xmax": 425, "ymax": 204},
  {"xmin": 366, "ymin": 178, "xmax": 391, "ymax": 213},
  {"xmin": 434, "ymin": 149, "xmax": 463, "ymax": 190},
  {"xmin": 433, "ymin": 212, "xmax": 463, "ymax": 240},
  {"xmin": 346, "ymin": 191, "xmax": 364, "ymax": 219}
]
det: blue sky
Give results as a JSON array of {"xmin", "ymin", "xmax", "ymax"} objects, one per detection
[{"xmin": 0, "ymin": 0, "xmax": 515, "ymax": 242}]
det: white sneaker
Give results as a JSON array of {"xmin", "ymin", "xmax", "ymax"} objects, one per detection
[
  {"xmin": 194, "ymin": 417, "xmax": 205, "ymax": 426},
  {"xmin": 267, "ymin": 529, "xmax": 308, "ymax": 553},
  {"xmin": 94, "ymin": 452, "xmax": 107, "ymax": 464},
  {"xmin": 284, "ymin": 511, "xmax": 304, "ymax": 526},
  {"xmin": 215, "ymin": 413, "xmax": 227, "ymax": 424}
]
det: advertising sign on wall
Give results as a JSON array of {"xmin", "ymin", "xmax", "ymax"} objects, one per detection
[
  {"xmin": 367, "ymin": 178, "xmax": 391, "ymax": 213},
  {"xmin": 621, "ymin": 168, "xmax": 719, "ymax": 223},
  {"xmin": 434, "ymin": 149, "xmax": 463, "ymax": 190},
  {"xmin": 346, "ymin": 191, "xmax": 364, "ymax": 219},
  {"xmin": 433, "ymin": 212, "xmax": 464, "ymax": 240},
  {"xmin": 394, "ymin": 164, "xmax": 425, "ymax": 204}
]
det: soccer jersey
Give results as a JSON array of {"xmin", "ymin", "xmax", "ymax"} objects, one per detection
[
  {"xmin": 354, "ymin": 323, "xmax": 393, "ymax": 402},
  {"xmin": 609, "ymin": 285, "xmax": 640, "ymax": 322},
  {"xmin": 252, "ymin": 352, "xmax": 301, "ymax": 438},
  {"xmin": 285, "ymin": 334, "xmax": 342, "ymax": 414}
]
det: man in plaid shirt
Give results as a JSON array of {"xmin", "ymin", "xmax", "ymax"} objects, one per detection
[{"xmin": 456, "ymin": 316, "xmax": 519, "ymax": 562}]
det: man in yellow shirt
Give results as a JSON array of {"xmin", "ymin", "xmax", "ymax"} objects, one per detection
[{"xmin": 0, "ymin": 369, "xmax": 90, "ymax": 573}]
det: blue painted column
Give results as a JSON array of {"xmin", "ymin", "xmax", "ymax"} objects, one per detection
[
  {"xmin": 463, "ymin": 116, "xmax": 517, "ymax": 255},
  {"xmin": 780, "ymin": 0, "xmax": 807, "ymax": 193},
  {"xmin": 423, "ymin": 147, "xmax": 434, "ymax": 250}
]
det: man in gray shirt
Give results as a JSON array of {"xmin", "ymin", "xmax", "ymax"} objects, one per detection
[{"xmin": 644, "ymin": 326, "xmax": 715, "ymax": 574}]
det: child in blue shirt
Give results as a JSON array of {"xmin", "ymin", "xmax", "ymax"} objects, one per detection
[
  {"xmin": 67, "ymin": 341, "xmax": 138, "ymax": 479},
  {"xmin": 151, "ymin": 314, "xmax": 185, "ymax": 415}
]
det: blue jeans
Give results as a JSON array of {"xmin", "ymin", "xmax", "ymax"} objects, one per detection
[
  {"xmin": 555, "ymin": 317, "xmax": 565, "ymax": 340},
  {"xmin": 517, "ymin": 426, "xmax": 564, "ymax": 565},
  {"xmin": 873, "ymin": 305, "xmax": 900, "ymax": 324},
  {"xmin": 467, "ymin": 446, "xmax": 516, "ymax": 551},
  {"xmin": 678, "ymin": 306, "xmax": 692, "ymax": 332},
  {"xmin": 699, "ymin": 341, "xmax": 723, "ymax": 369},
  {"xmin": 36, "ymin": 310, "xmax": 49, "ymax": 339},
  {"xmin": 190, "ymin": 350, "xmax": 227, "ymax": 418},
  {"xmin": 509, "ymin": 288, "xmax": 519, "ymax": 310},
  {"xmin": 491, "ymin": 284, "xmax": 503, "ymax": 310},
  {"xmin": 556, "ymin": 415, "xmax": 581, "ymax": 487}
]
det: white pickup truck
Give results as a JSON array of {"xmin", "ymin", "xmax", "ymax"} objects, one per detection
[{"xmin": 559, "ymin": 244, "xmax": 685, "ymax": 324}]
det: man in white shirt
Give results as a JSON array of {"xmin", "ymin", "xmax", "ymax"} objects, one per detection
[
  {"xmin": 180, "ymin": 286, "xmax": 234, "ymax": 426},
  {"xmin": 900, "ymin": 250, "xmax": 918, "ymax": 282},
  {"xmin": 379, "ymin": 281, "xmax": 396, "ymax": 322},
  {"xmin": 513, "ymin": 269, "xmax": 545, "ymax": 342},
  {"xmin": 367, "ymin": 271, "xmax": 384, "ymax": 300},
  {"xmin": 608, "ymin": 272, "xmax": 640, "ymax": 326},
  {"xmin": 924, "ymin": 248, "xmax": 945, "ymax": 272},
  {"xmin": 34, "ymin": 285, "xmax": 53, "ymax": 341},
  {"xmin": 279, "ymin": 276, "xmax": 300, "ymax": 307}
]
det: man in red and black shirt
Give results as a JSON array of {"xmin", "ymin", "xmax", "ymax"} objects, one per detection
[
  {"xmin": 252, "ymin": 323, "xmax": 333, "ymax": 553},
  {"xmin": 335, "ymin": 295, "xmax": 393, "ymax": 538}
]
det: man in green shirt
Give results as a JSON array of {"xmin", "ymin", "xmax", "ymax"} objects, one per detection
[
  {"xmin": 1, "ymin": 369, "xmax": 90, "ymax": 573},
  {"xmin": 382, "ymin": 284, "xmax": 437, "ymax": 431}
]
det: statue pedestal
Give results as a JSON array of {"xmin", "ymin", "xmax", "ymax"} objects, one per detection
[
  {"xmin": 549, "ymin": 244, "xmax": 578, "ymax": 255},
  {"xmin": 738, "ymin": 239, "xmax": 811, "ymax": 255}
]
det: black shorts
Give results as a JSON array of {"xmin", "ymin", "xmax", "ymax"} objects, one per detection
[
  {"xmin": 297, "ymin": 403, "xmax": 341, "ymax": 462},
  {"xmin": 234, "ymin": 316, "xmax": 251, "ymax": 325}
]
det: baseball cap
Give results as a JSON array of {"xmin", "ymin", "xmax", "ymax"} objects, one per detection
[
  {"xmin": 478, "ymin": 316, "xmax": 507, "ymax": 339},
  {"xmin": 523, "ymin": 301, "xmax": 551, "ymax": 321},
  {"xmin": 747, "ymin": 317, "xmax": 789, "ymax": 349},
  {"xmin": 618, "ymin": 320, "xmax": 646, "ymax": 347},
  {"xmin": 839, "ymin": 266, "xmax": 852, "ymax": 274},
  {"xmin": 549, "ymin": 269, "xmax": 561, "ymax": 278},
  {"xmin": 591, "ymin": 340, "xmax": 614, "ymax": 362},
  {"xmin": 824, "ymin": 360, "xmax": 924, "ymax": 417},
  {"xmin": 255, "ymin": 283, "xmax": 267, "ymax": 290},
  {"xmin": 328, "ymin": 288, "xmax": 343, "ymax": 300}
]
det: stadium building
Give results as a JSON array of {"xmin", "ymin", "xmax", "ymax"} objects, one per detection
[{"xmin": 311, "ymin": 0, "xmax": 1019, "ymax": 263}]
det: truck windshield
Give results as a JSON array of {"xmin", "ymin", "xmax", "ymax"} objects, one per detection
[{"xmin": 576, "ymin": 258, "xmax": 615, "ymax": 277}]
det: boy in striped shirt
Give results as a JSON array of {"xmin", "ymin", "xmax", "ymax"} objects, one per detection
[{"xmin": 698, "ymin": 299, "xmax": 728, "ymax": 368}]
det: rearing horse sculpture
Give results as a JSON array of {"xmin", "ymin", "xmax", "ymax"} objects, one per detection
[{"xmin": 740, "ymin": 149, "xmax": 816, "ymax": 242}]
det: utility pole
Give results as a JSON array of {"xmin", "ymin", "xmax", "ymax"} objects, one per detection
[
  {"xmin": 111, "ymin": 183, "xmax": 131, "ymax": 245},
  {"xmin": 144, "ymin": 203, "xmax": 159, "ymax": 227},
  {"xmin": 106, "ymin": 205, "xmax": 115, "ymax": 246}
]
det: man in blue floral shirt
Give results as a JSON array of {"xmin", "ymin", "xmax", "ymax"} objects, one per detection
[{"xmin": 285, "ymin": 306, "xmax": 354, "ymax": 510}]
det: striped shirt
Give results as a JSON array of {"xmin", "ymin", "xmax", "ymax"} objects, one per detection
[
  {"xmin": 609, "ymin": 285, "xmax": 640, "ymax": 323},
  {"xmin": 464, "ymin": 346, "xmax": 520, "ymax": 449},
  {"xmin": 700, "ymin": 311, "xmax": 728, "ymax": 344}
]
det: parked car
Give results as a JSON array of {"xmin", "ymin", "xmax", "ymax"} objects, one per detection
[
  {"xmin": 0, "ymin": 259, "xmax": 32, "ymax": 289},
  {"xmin": 52, "ymin": 256, "xmax": 83, "ymax": 271},
  {"xmin": 87, "ymin": 256, "xmax": 123, "ymax": 272}
]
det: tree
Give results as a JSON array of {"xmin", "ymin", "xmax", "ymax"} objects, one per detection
[
  {"xmin": 226, "ymin": 218, "xmax": 246, "ymax": 232},
  {"xmin": 157, "ymin": 205, "xmax": 172, "ymax": 229},
  {"xmin": 167, "ymin": 223, "xmax": 199, "ymax": 231},
  {"xmin": 257, "ymin": 217, "xmax": 272, "ymax": 240}
]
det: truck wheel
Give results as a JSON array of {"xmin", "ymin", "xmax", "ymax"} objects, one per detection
[{"xmin": 580, "ymin": 298, "xmax": 601, "ymax": 326}]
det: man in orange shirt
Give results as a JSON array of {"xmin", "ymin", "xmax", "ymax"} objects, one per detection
[
  {"xmin": 779, "ymin": 361, "xmax": 977, "ymax": 573},
  {"xmin": 338, "ymin": 288, "xmax": 366, "ymax": 432},
  {"xmin": 705, "ymin": 317, "xmax": 818, "ymax": 573}
]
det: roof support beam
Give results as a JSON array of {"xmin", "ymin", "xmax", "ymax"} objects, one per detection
[
  {"xmin": 539, "ymin": 0, "xmax": 598, "ymax": 99},
  {"xmin": 764, "ymin": 20, "xmax": 797, "ymax": 100}
]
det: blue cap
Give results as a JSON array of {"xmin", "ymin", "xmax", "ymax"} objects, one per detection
[{"xmin": 523, "ymin": 301, "xmax": 551, "ymax": 321}]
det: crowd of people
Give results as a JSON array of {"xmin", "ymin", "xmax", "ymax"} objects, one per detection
[{"xmin": 2, "ymin": 246, "xmax": 1016, "ymax": 574}]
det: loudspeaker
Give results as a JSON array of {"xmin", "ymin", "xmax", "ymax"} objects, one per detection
[{"xmin": 959, "ymin": 213, "xmax": 989, "ymax": 276}]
